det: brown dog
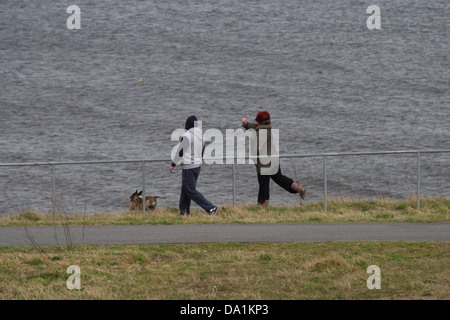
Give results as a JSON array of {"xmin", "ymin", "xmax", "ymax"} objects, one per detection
[{"xmin": 129, "ymin": 190, "xmax": 165, "ymax": 211}]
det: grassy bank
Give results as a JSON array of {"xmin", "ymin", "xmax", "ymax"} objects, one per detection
[
  {"xmin": 0, "ymin": 242, "xmax": 448, "ymax": 300},
  {"xmin": 1, "ymin": 197, "xmax": 448, "ymax": 300},
  {"xmin": 1, "ymin": 196, "xmax": 449, "ymax": 226}
]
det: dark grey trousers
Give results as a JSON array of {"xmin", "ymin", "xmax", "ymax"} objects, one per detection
[{"xmin": 179, "ymin": 167, "xmax": 214, "ymax": 214}]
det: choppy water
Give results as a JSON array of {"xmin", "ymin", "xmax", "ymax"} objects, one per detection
[{"xmin": 1, "ymin": 0, "xmax": 449, "ymax": 215}]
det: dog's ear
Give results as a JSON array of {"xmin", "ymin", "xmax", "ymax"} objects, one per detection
[{"xmin": 138, "ymin": 191, "xmax": 143, "ymax": 195}]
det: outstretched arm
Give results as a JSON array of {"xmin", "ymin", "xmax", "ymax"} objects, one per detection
[{"xmin": 242, "ymin": 117, "xmax": 258, "ymax": 130}]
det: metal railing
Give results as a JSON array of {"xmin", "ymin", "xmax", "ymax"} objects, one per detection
[{"xmin": 0, "ymin": 149, "xmax": 449, "ymax": 214}]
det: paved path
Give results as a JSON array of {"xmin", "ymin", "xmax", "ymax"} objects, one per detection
[{"xmin": 0, "ymin": 223, "xmax": 449, "ymax": 247}]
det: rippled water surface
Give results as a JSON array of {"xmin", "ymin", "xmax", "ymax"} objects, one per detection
[{"xmin": 1, "ymin": 0, "xmax": 448, "ymax": 215}]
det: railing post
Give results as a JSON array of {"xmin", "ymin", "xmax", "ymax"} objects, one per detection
[
  {"xmin": 323, "ymin": 155, "xmax": 327, "ymax": 211},
  {"xmin": 417, "ymin": 152, "xmax": 420, "ymax": 209},
  {"xmin": 0, "ymin": 150, "xmax": 448, "ymax": 214},
  {"xmin": 232, "ymin": 163, "xmax": 236, "ymax": 207},
  {"xmin": 51, "ymin": 163, "xmax": 55, "ymax": 215},
  {"xmin": 142, "ymin": 161, "xmax": 146, "ymax": 216}
]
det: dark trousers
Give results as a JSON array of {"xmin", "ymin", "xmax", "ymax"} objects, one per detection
[
  {"xmin": 180, "ymin": 167, "xmax": 214, "ymax": 214},
  {"xmin": 257, "ymin": 166, "xmax": 297, "ymax": 204}
]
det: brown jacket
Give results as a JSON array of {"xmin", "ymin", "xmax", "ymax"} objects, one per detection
[{"xmin": 243, "ymin": 121, "xmax": 279, "ymax": 175}]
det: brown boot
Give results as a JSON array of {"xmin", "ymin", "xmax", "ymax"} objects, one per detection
[
  {"xmin": 291, "ymin": 182, "xmax": 306, "ymax": 200},
  {"xmin": 298, "ymin": 185, "xmax": 306, "ymax": 200}
]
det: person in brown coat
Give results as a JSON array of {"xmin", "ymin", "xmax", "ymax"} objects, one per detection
[{"xmin": 242, "ymin": 111, "xmax": 306, "ymax": 207}]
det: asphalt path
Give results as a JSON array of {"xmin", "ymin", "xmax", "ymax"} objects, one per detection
[{"xmin": 0, "ymin": 223, "xmax": 449, "ymax": 247}]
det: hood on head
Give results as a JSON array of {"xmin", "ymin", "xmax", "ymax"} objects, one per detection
[{"xmin": 185, "ymin": 115, "xmax": 198, "ymax": 130}]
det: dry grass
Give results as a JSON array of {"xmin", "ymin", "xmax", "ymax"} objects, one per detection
[
  {"xmin": 0, "ymin": 196, "xmax": 448, "ymax": 227},
  {"xmin": 0, "ymin": 242, "xmax": 448, "ymax": 300},
  {"xmin": 1, "ymin": 196, "xmax": 448, "ymax": 300}
]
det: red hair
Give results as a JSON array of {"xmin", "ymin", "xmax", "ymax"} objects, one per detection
[{"xmin": 255, "ymin": 111, "xmax": 270, "ymax": 123}]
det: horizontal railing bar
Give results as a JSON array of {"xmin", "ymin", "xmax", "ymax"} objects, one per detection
[
  {"xmin": 0, "ymin": 159, "xmax": 169, "ymax": 167},
  {"xmin": 0, "ymin": 149, "xmax": 449, "ymax": 167},
  {"xmin": 276, "ymin": 149, "xmax": 450, "ymax": 159}
]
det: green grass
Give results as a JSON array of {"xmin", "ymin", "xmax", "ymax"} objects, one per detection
[
  {"xmin": 1, "ymin": 196, "xmax": 449, "ymax": 227},
  {"xmin": 0, "ymin": 242, "xmax": 448, "ymax": 300},
  {"xmin": 1, "ymin": 196, "xmax": 448, "ymax": 300}
]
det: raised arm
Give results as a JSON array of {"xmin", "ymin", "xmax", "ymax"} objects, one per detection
[{"xmin": 242, "ymin": 117, "xmax": 258, "ymax": 130}]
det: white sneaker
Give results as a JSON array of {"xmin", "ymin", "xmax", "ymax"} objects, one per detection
[{"xmin": 208, "ymin": 206, "xmax": 218, "ymax": 215}]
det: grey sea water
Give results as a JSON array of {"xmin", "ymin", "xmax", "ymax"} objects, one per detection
[{"xmin": 0, "ymin": 0, "xmax": 449, "ymax": 215}]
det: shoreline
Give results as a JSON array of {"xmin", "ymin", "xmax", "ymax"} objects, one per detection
[{"xmin": 1, "ymin": 196, "xmax": 449, "ymax": 227}]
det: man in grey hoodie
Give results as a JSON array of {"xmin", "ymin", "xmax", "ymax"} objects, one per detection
[{"xmin": 170, "ymin": 115, "xmax": 218, "ymax": 216}]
